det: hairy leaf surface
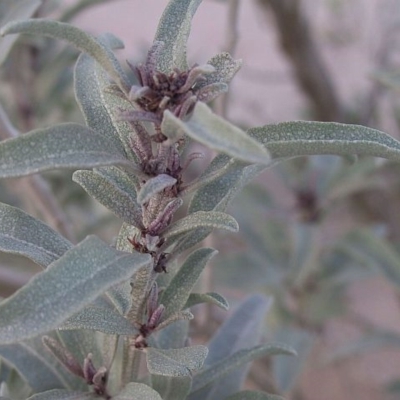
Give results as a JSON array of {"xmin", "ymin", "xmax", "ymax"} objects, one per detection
[
  {"xmin": 0, "ymin": 124, "xmax": 129, "ymax": 178},
  {"xmin": 73, "ymin": 169, "xmax": 143, "ymax": 228},
  {"xmin": 0, "ymin": 202, "xmax": 72, "ymax": 267},
  {"xmin": 28, "ymin": 390, "xmax": 98, "ymax": 399},
  {"xmin": 162, "ymin": 211, "xmax": 238, "ymax": 240},
  {"xmin": 224, "ymin": 391, "xmax": 285, "ymax": 400},
  {"xmin": 164, "ymin": 104, "xmax": 270, "ymax": 165},
  {"xmin": 184, "ymin": 292, "xmax": 229, "ymax": 311},
  {"xmin": 153, "ymin": 0, "xmax": 202, "ymax": 72},
  {"xmin": 249, "ymin": 121, "xmax": 400, "ymax": 161},
  {"xmin": 60, "ymin": 306, "xmax": 137, "ymax": 336},
  {"xmin": 137, "ymin": 174, "xmax": 177, "ymax": 205},
  {"xmin": 113, "ymin": 383, "xmax": 162, "ymax": 400},
  {"xmin": 160, "ymin": 248, "xmax": 218, "ymax": 320},
  {"xmin": 147, "ymin": 346, "xmax": 208, "ymax": 377},
  {"xmin": 0, "ymin": 236, "xmax": 151, "ymax": 344}
]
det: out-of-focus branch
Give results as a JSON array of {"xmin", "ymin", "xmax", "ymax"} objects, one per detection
[
  {"xmin": 0, "ymin": 103, "xmax": 76, "ymax": 243},
  {"xmin": 216, "ymin": 0, "xmax": 241, "ymax": 118},
  {"xmin": 257, "ymin": 0, "xmax": 344, "ymax": 122}
]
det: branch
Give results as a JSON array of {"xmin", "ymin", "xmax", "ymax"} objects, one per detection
[
  {"xmin": 216, "ymin": 0, "xmax": 241, "ymax": 118},
  {"xmin": 257, "ymin": 0, "xmax": 344, "ymax": 122}
]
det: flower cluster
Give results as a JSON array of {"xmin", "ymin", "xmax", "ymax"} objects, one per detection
[{"xmin": 119, "ymin": 42, "xmax": 232, "ymax": 271}]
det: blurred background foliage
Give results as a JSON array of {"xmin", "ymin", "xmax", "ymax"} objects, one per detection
[{"xmin": 1, "ymin": 0, "xmax": 400, "ymax": 399}]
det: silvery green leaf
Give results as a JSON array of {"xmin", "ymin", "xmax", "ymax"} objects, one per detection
[
  {"xmin": 160, "ymin": 248, "xmax": 218, "ymax": 320},
  {"xmin": 249, "ymin": 121, "xmax": 400, "ymax": 161},
  {"xmin": 196, "ymin": 52, "xmax": 242, "ymax": 89},
  {"xmin": 0, "ymin": 202, "xmax": 72, "ymax": 267},
  {"xmin": 164, "ymin": 104, "xmax": 270, "ymax": 165},
  {"xmin": 184, "ymin": 292, "xmax": 229, "ymax": 311},
  {"xmin": 137, "ymin": 174, "xmax": 177, "ymax": 205},
  {"xmin": 162, "ymin": 211, "xmax": 238, "ymax": 240},
  {"xmin": 0, "ymin": 123, "xmax": 130, "ymax": 178},
  {"xmin": 189, "ymin": 157, "xmax": 246, "ymax": 213},
  {"xmin": 116, "ymin": 223, "xmax": 140, "ymax": 253},
  {"xmin": 127, "ymin": 264, "xmax": 154, "ymax": 325},
  {"xmin": 109, "ymin": 223, "xmax": 141, "ymax": 316},
  {"xmin": 224, "ymin": 391, "xmax": 285, "ymax": 400},
  {"xmin": 176, "ymin": 164, "xmax": 263, "ymax": 256},
  {"xmin": 96, "ymin": 165, "xmax": 140, "ymax": 196},
  {"xmin": 151, "ymin": 375, "xmax": 192, "ymax": 400},
  {"xmin": 96, "ymin": 69, "xmax": 140, "ymax": 162},
  {"xmin": 153, "ymin": 0, "xmax": 202, "ymax": 72},
  {"xmin": 155, "ymin": 310, "xmax": 193, "ymax": 332},
  {"xmin": 73, "ymin": 169, "xmax": 143, "ymax": 228},
  {"xmin": 190, "ymin": 295, "xmax": 272, "ymax": 400},
  {"xmin": 0, "ymin": 236, "xmax": 151, "ymax": 344},
  {"xmin": 60, "ymin": 306, "xmax": 137, "ymax": 336},
  {"xmin": 156, "ymin": 320, "xmax": 189, "ymax": 350},
  {"xmin": 0, "ymin": 19, "xmax": 130, "ymax": 92},
  {"xmin": 28, "ymin": 390, "xmax": 97, "ymax": 399},
  {"xmin": 0, "ymin": 336, "xmax": 85, "ymax": 393},
  {"xmin": 147, "ymin": 346, "xmax": 208, "ymax": 377},
  {"xmin": 113, "ymin": 383, "xmax": 162, "ymax": 400},
  {"xmin": 74, "ymin": 52, "xmax": 126, "ymax": 155},
  {"xmin": 74, "ymin": 32, "xmax": 140, "ymax": 161},
  {"xmin": 0, "ymin": 0, "xmax": 42, "ymax": 66},
  {"xmin": 190, "ymin": 344, "xmax": 296, "ymax": 394}
]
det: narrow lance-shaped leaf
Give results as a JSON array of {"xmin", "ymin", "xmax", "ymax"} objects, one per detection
[
  {"xmin": 0, "ymin": 202, "xmax": 72, "ymax": 267},
  {"xmin": 74, "ymin": 50, "xmax": 126, "ymax": 155},
  {"xmin": 190, "ymin": 295, "xmax": 272, "ymax": 400},
  {"xmin": 160, "ymin": 248, "xmax": 218, "ymax": 320},
  {"xmin": 113, "ymin": 383, "xmax": 162, "ymax": 400},
  {"xmin": 73, "ymin": 169, "xmax": 143, "ymax": 229},
  {"xmin": 164, "ymin": 103, "xmax": 271, "ymax": 165},
  {"xmin": 0, "ymin": 123, "xmax": 130, "ymax": 179},
  {"xmin": 184, "ymin": 292, "xmax": 229, "ymax": 311},
  {"xmin": 190, "ymin": 344, "xmax": 296, "ymax": 393},
  {"xmin": 0, "ymin": 0, "xmax": 42, "ymax": 66},
  {"xmin": 249, "ymin": 121, "xmax": 400, "ymax": 161},
  {"xmin": 27, "ymin": 390, "xmax": 98, "ymax": 399},
  {"xmin": 60, "ymin": 305, "xmax": 138, "ymax": 336},
  {"xmin": 147, "ymin": 346, "xmax": 208, "ymax": 377},
  {"xmin": 153, "ymin": 0, "xmax": 202, "ymax": 72},
  {"xmin": 138, "ymin": 174, "xmax": 177, "ymax": 205},
  {"xmin": 162, "ymin": 211, "xmax": 239, "ymax": 240},
  {"xmin": 0, "ymin": 19, "xmax": 130, "ymax": 92},
  {"xmin": 0, "ymin": 236, "xmax": 151, "ymax": 344},
  {"xmin": 74, "ymin": 32, "xmax": 140, "ymax": 161},
  {"xmin": 196, "ymin": 52, "xmax": 242, "ymax": 89}
]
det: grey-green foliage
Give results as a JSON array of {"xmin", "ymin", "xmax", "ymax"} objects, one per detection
[
  {"xmin": 0, "ymin": 0, "xmax": 400, "ymax": 398},
  {"xmin": 0, "ymin": 202, "xmax": 72, "ymax": 267}
]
